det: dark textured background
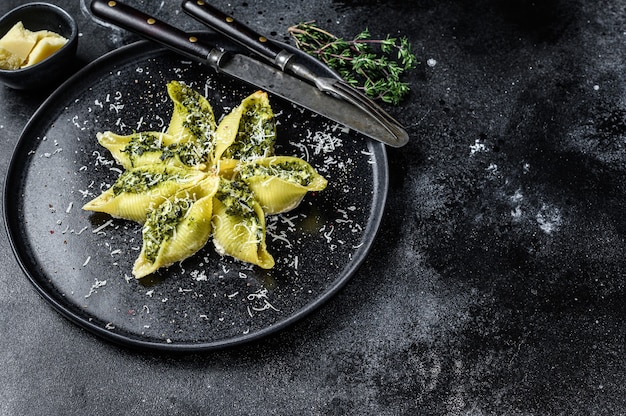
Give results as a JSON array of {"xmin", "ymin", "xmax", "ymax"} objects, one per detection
[{"xmin": 1, "ymin": 0, "xmax": 625, "ymax": 414}]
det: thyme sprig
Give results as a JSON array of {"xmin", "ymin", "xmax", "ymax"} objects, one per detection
[{"xmin": 288, "ymin": 21, "xmax": 418, "ymax": 105}]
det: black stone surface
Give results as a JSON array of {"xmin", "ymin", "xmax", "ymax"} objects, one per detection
[{"xmin": 1, "ymin": 0, "xmax": 625, "ymax": 414}]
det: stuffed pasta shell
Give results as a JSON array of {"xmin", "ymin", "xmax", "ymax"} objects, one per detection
[
  {"xmin": 166, "ymin": 80, "xmax": 216, "ymax": 147},
  {"xmin": 82, "ymin": 165, "xmax": 207, "ymax": 223},
  {"xmin": 83, "ymin": 82, "xmax": 329, "ymax": 279},
  {"xmin": 214, "ymin": 91, "xmax": 276, "ymax": 163},
  {"xmin": 212, "ymin": 178, "xmax": 274, "ymax": 269},
  {"xmin": 133, "ymin": 175, "xmax": 220, "ymax": 278},
  {"xmin": 97, "ymin": 131, "xmax": 210, "ymax": 170},
  {"xmin": 237, "ymin": 156, "xmax": 328, "ymax": 214}
]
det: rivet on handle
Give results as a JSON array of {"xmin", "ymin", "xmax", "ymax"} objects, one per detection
[{"xmin": 107, "ymin": 1, "xmax": 116, "ymax": 6}]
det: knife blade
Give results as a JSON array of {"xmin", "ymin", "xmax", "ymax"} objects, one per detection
[
  {"xmin": 180, "ymin": 0, "xmax": 409, "ymax": 147},
  {"xmin": 90, "ymin": 0, "xmax": 408, "ymax": 147}
]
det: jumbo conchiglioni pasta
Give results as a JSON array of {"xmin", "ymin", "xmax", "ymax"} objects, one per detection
[
  {"xmin": 212, "ymin": 178, "xmax": 274, "ymax": 269},
  {"xmin": 96, "ymin": 131, "xmax": 210, "ymax": 171},
  {"xmin": 132, "ymin": 175, "xmax": 220, "ymax": 278},
  {"xmin": 82, "ymin": 165, "xmax": 207, "ymax": 223},
  {"xmin": 237, "ymin": 156, "xmax": 328, "ymax": 214},
  {"xmin": 166, "ymin": 81, "xmax": 216, "ymax": 147},
  {"xmin": 84, "ymin": 81, "xmax": 328, "ymax": 279},
  {"xmin": 214, "ymin": 91, "xmax": 276, "ymax": 163}
]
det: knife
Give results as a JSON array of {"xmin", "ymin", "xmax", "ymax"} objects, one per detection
[
  {"xmin": 181, "ymin": 0, "xmax": 409, "ymax": 147},
  {"xmin": 90, "ymin": 0, "xmax": 408, "ymax": 147}
]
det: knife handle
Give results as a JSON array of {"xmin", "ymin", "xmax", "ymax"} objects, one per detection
[
  {"xmin": 182, "ymin": 0, "xmax": 294, "ymax": 69},
  {"xmin": 91, "ymin": 0, "xmax": 215, "ymax": 63}
]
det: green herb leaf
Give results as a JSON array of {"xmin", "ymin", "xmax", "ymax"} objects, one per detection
[{"xmin": 288, "ymin": 21, "xmax": 418, "ymax": 105}]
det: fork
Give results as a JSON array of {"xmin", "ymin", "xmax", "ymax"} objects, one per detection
[{"xmin": 181, "ymin": 0, "xmax": 409, "ymax": 147}]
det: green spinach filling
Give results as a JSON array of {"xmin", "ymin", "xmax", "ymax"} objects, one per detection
[
  {"xmin": 111, "ymin": 168, "xmax": 188, "ymax": 196},
  {"xmin": 142, "ymin": 197, "xmax": 193, "ymax": 262},
  {"xmin": 215, "ymin": 180, "xmax": 264, "ymax": 243},
  {"xmin": 179, "ymin": 99, "xmax": 215, "ymax": 141},
  {"xmin": 121, "ymin": 133, "xmax": 214, "ymax": 167},
  {"xmin": 171, "ymin": 83, "xmax": 216, "ymax": 141},
  {"xmin": 223, "ymin": 104, "xmax": 275, "ymax": 160},
  {"xmin": 239, "ymin": 160, "xmax": 316, "ymax": 186}
]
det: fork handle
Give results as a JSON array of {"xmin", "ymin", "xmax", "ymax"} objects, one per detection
[{"xmin": 181, "ymin": 0, "xmax": 294, "ymax": 69}]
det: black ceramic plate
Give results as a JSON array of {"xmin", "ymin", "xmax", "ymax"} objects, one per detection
[{"xmin": 4, "ymin": 34, "xmax": 388, "ymax": 351}]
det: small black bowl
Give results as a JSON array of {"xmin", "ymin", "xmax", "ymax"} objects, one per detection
[{"xmin": 0, "ymin": 2, "xmax": 78, "ymax": 90}]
